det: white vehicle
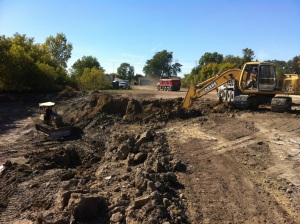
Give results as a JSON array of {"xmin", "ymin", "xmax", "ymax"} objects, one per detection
[
  {"xmin": 119, "ymin": 81, "xmax": 130, "ymax": 89},
  {"xmin": 216, "ymin": 79, "xmax": 236, "ymax": 102}
]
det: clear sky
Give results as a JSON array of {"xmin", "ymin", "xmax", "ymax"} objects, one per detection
[{"xmin": 0, "ymin": 0, "xmax": 299, "ymax": 76}]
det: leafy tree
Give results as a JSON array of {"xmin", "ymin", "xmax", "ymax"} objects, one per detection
[
  {"xmin": 0, "ymin": 33, "xmax": 38, "ymax": 91},
  {"xmin": 0, "ymin": 33, "xmax": 72, "ymax": 92},
  {"xmin": 44, "ymin": 33, "xmax": 72, "ymax": 68},
  {"xmin": 0, "ymin": 35, "xmax": 12, "ymax": 90},
  {"xmin": 242, "ymin": 48, "xmax": 255, "ymax": 62},
  {"xmin": 287, "ymin": 56, "xmax": 300, "ymax": 74},
  {"xmin": 223, "ymin": 54, "xmax": 243, "ymax": 66},
  {"xmin": 71, "ymin": 56, "xmax": 101, "ymax": 80},
  {"xmin": 199, "ymin": 63, "xmax": 219, "ymax": 82},
  {"xmin": 218, "ymin": 62, "xmax": 237, "ymax": 73},
  {"xmin": 117, "ymin": 63, "xmax": 134, "ymax": 81},
  {"xmin": 35, "ymin": 62, "xmax": 58, "ymax": 91},
  {"xmin": 143, "ymin": 50, "xmax": 182, "ymax": 78},
  {"xmin": 190, "ymin": 65, "xmax": 202, "ymax": 76},
  {"xmin": 199, "ymin": 52, "xmax": 223, "ymax": 66},
  {"xmin": 79, "ymin": 67, "xmax": 111, "ymax": 91},
  {"xmin": 172, "ymin": 62, "xmax": 182, "ymax": 76},
  {"xmin": 182, "ymin": 62, "xmax": 236, "ymax": 87},
  {"xmin": 181, "ymin": 72, "xmax": 202, "ymax": 87}
]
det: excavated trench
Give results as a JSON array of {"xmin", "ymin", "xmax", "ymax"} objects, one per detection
[{"xmin": 0, "ymin": 92, "xmax": 217, "ymax": 224}]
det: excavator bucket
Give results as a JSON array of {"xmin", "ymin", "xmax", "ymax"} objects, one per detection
[{"xmin": 183, "ymin": 86, "xmax": 196, "ymax": 108}]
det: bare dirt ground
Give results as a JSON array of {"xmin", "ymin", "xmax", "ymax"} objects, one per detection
[{"xmin": 1, "ymin": 86, "xmax": 300, "ymax": 224}]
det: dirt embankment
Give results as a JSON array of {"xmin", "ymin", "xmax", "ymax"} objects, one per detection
[{"xmin": 0, "ymin": 90, "xmax": 300, "ymax": 224}]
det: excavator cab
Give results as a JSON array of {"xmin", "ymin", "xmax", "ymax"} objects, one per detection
[
  {"xmin": 241, "ymin": 63, "xmax": 276, "ymax": 91},
  {"xmin": 242, "ymin": 64, "xmax": 258, "ymax": 89},
  {"xmin": 257, "ymin": 64, "xmax": 276, "ymax": 91}
]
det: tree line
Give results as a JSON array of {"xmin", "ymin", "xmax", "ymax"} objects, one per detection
[
  {"xmin": 0, "ymin": 33, "xmax": 135, "ymax": 92},
  {"xmin": 0, "ymin": 33, "xmax": 299, "ymax": 92},
  {"xmin": 0, "ymin": 33, "xmax": 72, "ymax": 92}
]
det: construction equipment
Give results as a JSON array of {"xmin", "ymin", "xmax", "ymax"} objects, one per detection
[
  {"xmin": 157, "ymin": 78, "xmax": 181, "ymax": 91},
  {"xmin": 183, "ymin": 62, "xmax": 300, "ymax": 112},
  {"xmin": 35, "ymin": 102, "xmax": 71, "ymax": 138}
]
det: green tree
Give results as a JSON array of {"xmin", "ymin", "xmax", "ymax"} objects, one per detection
[
  {"xmin": 218, "ymin": 62, "xmax": 237, "ymax": 73},
  {"xmin": 199, "ymin": 63, "xmax": 219, "ymax": 82},
  {"xmin": 172, "ymin": 62, "xmax": 182, "ymax": 76},
  {"xmin": 71, "ymin": 56, "xmax": 101, "ymax": 80},
  {"xmin": 35, "ymin": 62, "xmax": 58, "ymax": 91},
  {"xmin": 0, "ymin": 33, "xmax": 72, "ymax": 92},
  {"xmin": 44, "ymin": 33, "xmax": 72, "ymax": 68},
  {"xmin": 0, "ymin": 35, "xmax": 12, "ymax": 91},
  {"xmin": 242, "ymin": 48, "xmax": 255, "ymax": 63},
  {"xmin": 190, "ymin": 65, "xmax": 202, "ymax": 76},
  {"xmin": 287, "ymin": 56, "xmax": 300, "ymax": 74},
  {"xmin": 143, "ymin": 50, "xmax": 182, "ymax": 78},
  {"xmin": 223, "ymin": 54, "xmax": 243, "ymax": 66},
  {"xmin": 79, "ymin": 67, "xmax": 111, "ymax": 91},
  {"xmin": 199, "ymin": 52, "xmax": 223, "ymax": 66},
  {"xmin": 117, "ymin": 63, "xmax": 134, "ymax": 81},
  {"xmin": 182, "ymin": 62, "xmax": 236, "ymax": 87},
  {"xmin": 0, "ymin": 33, "xmax": 38, "ymax": 91}
]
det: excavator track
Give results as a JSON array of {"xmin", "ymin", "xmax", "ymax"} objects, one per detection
[{"xmin": 271, "ymin": 96, "xmax": 292, "ymax": 112}]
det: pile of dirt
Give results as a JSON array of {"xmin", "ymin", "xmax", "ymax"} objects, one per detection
[
  {"xmin": 59, "ymin": 92, "xmax": 205, "ymax": 128},
  {"xmin": 0, "ymin": 92, "xmax": 207, "ymax": 223}
]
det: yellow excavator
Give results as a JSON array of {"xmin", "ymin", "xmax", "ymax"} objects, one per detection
[{"xmin": 183, "ymin": 62, "xmax": 300, "ymax": 112}]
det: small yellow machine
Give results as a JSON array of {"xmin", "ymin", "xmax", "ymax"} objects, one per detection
[
  {"xmin": 183, "ymin": 62, "xmax": 300, "ymax": 112},
  {"xmin": 35, "ymin": 102, "xmax": 71, "ymax": 138}
]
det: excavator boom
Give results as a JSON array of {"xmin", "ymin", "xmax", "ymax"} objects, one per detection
[{"xmin": 183, "ymin": 68, "xmax": 242, "ymax": 108}]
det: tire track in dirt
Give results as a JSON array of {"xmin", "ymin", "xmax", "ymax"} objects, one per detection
[
  {"xmin": 253, "ymin": 114, "xmax": 300, "ymax": 187},
  {"xmin": 164, "ymin": 113, "xmax": 300, "ymax": 223},
  {"xmin": 0, "ymin": 117, "xmax": 36, "ymax": 164},
  {"xmin": 0, "ymin": 185, "xmax": 25, "ymax": 224}
]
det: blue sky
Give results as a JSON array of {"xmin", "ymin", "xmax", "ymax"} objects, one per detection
[{"xmin": 0, "ymin": 0, "xmax": 299, "ymax": 76}]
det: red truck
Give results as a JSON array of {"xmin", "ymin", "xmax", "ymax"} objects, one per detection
[{"xmin": 156, "ymin": 78, "xmax": 181, "ymax": 91}]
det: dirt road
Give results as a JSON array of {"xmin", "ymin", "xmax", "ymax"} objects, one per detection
[
  {"xmin": 0, "ymin": 88, "xmax": 300, "ymax": 223},
  {"xmin": 164, "ymin": 112, "xmax": 300, "ymax": 223}
]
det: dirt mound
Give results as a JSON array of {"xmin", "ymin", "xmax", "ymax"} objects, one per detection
[
  {"xmin": 60, "ymin": 92, "xmax": 204, "ymax": 130},
  {"xmin": 0, "ymin": 92, "xmax": 196, "ymax": 223}
]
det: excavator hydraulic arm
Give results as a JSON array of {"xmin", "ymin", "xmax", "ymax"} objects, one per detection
[{"xmin": 183, "ymin": 68, "xmax": 242, "ymax": 108}]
